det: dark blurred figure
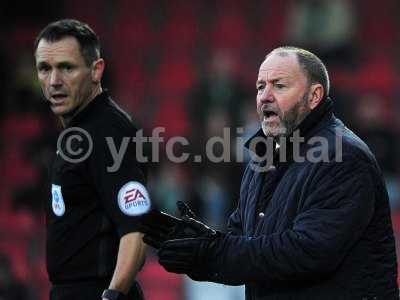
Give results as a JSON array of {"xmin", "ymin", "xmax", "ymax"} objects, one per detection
[
  {"xmin": 187, "ymin": 49, "xmax": 250, "ymax": 223},
  {"xmin": 286, "ymin": 0, "xmax": 357, "ymax": 67},
  {"xmin": 188, "ymin": 49, "xmax": 250, "ymax": 132},
  {"xmin": 353, "ymin": 93, "xmax": 400, "ymax": 208},
  {"xmin": 0, "ymin": 254, "xmax": 34, "ymax": 300}
]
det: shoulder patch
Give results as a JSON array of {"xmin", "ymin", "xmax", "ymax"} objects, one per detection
[
  {"xmin": 51, "ymin": 184, "xmax": 65, "ymax": 217},
  {"xmin": 118, "ymin": 181, "xmax": 151, "ymax": 216}
]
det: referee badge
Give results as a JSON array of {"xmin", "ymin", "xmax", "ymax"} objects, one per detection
[
  {"xmin": 51, "ymin": 184, "xmax": 65, "ymax": 217},
  {"xmin": 118, "ymin": 181, "xmax": 151, "ymax": 216}
]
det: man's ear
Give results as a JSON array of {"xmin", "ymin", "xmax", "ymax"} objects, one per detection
[
  {"xmin": 308, "ymin": 83, "xmax": 324, "ymax": 110},
  {"xmin": 91, "ymin": 58, "xmax": 105, "ymax": 84}
]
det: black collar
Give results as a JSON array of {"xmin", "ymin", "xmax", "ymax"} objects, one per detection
[
  {"xmin": 245, "ymin": 97, "xmax": 334, "ymax": 160},
  {"xmin": 66, "ymin": 90, "xmax": 109, "ymax": 127}
]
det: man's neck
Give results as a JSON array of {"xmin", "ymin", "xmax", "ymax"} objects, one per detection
[{"xmin": 60, "ymin": 86, "xmax": 103, "ymax": 127}]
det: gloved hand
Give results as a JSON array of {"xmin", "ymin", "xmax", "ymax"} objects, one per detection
[
  {"xmin": 158, "ymin": 236, "xmax": 221, "ymax": 280},
  {"xmin": 139, "ymin": 201, "xmax": 218, "ymax": 249},
  {"xmin": 140, "ymin": 201, "xmax": 223, "ymax": 280}
]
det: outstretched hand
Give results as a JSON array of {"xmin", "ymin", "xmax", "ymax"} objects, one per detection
[
  {"xmin": 138, "ymin": 201, "xmax": 222, "ymax": 280},
  {"xmin": 138, "ymin": 201, "xmax": 217, "ymax": 249}
]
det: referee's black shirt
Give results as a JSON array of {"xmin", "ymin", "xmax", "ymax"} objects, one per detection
[{"xmin": 47, "ymin": 90, "xmax": 149, "ymax": 284}]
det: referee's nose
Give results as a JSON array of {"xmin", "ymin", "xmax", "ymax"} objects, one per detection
[{"xmin": 49, "ymin": 69, "xmax": 63, "ymax": 89}]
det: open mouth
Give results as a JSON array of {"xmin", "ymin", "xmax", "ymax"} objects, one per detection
[
  {"xmin": 51, "ymin": 94, "xmax": 68, "ymax": 103},
  {"xmin": 262, "ymin": 110, "xmax": 279, "ymax": 121}
]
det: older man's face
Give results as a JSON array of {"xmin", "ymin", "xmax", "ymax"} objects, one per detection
[
  {"xmin": 256, "ymin": 52, "xmax": 312, "ymax": 138},
  {"xmin": 35, "ymin": 37, "xmax": 94, "ymax": 116}
]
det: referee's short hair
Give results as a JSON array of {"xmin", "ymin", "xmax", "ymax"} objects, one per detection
[
  {"xmin": 34, "ymin": 19, "xmax": 101, "ymax": 66},
  {"xmin": 266, "ymin": 46, "xmax": 330, "ymax": 100}
]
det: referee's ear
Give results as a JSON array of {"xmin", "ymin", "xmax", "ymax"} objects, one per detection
[{"xmin": 91, "ymin": 58, "xmax": 105, "ymax": 84}]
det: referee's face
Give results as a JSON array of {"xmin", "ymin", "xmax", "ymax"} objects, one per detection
[{"xmin": 35, "ymin": 36, "xmax": 96, "ymax": 117}]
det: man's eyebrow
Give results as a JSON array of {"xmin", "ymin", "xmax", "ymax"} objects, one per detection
[
  {"xmin": 256, "ymin": 77, "xmax": 288, "ymax": 86},
  {"xmin": 37, "ymin": 61, "xmax": 76, "ymax": 68},
  {"xmin": 57, "ymin": 61, "xmax": 74, "ymax": 68},
  {"xmin": 256, "ymin": 79, "xmax": 265, "ymax": 86},
  {"xmin": 36, "ymin": 61, "xmax": 50, "ymax": 68},
  {"xmin": 270, "ymin": 77, "xmax": 287, "ymax": 83}
]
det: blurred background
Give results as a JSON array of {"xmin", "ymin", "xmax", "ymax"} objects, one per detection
[{"xmin": 1, "ymin": 0, "xmax": 400, "ymax": 299}]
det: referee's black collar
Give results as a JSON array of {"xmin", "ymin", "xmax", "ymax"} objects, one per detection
[{"xmin": 66, "ymin": 89, "xmax": 109, "ymax": 127}]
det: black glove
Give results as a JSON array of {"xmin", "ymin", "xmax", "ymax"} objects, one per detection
[
  {"xmin": 139, "ymin": 201, "xmax": 218, "ymax": 249},
  {"xmin": 139, "ymin": 201, "xmax": 222, "ymax": 280},
  {"xmin": 158, "ymin": 236, "xmax": 221, "ymax": 281}
]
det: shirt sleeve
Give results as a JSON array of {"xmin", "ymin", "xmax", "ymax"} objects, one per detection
[
  {"xmin": 210, "ymin": 155, "xmax": 376, "ymax": 284},
  {"xmin": 88, "ymin": 123, "xmax": 149, "ymax": 237}
]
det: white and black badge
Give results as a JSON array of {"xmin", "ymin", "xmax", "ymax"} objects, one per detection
[
  {"xmin": 117, "ymin": 181, "xmax": 151, "ymax": 216},
  {"xmin": 51, "ymin": 184, "xmax": 65, "ymax": 217}
]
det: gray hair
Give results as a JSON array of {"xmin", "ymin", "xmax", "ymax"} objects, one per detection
[{"xmin": 266, "ymin": 46, "xmax": 330, "ymax": 99}]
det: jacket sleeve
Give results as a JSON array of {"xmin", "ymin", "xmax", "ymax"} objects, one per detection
[
  {"xmin": 210, "ymin": 155, "xmax": 376, "ymax": 284},
  {"xmin": 226, "ymin": 200, "xmax": 242, "ymax": 235},
  {"xmin": 226, "ymin": 163, "xmax": 254, "ymax": 236}
]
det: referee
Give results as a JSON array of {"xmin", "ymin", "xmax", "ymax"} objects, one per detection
[{"xmin": 34, "ymin": 19, "xmax": 149, "ymax": 300}]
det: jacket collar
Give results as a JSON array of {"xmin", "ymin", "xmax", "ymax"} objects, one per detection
[{"xmin": 245, "ymin": 97, "xmax": 334, "ymax": 160}]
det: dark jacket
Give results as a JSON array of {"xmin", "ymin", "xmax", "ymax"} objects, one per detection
[{"xmin": 210, "ymin": 99, "xmax": 398, "ymax": 299}]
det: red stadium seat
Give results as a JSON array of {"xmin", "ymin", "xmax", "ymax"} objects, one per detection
[
  {"xmin": 1, "ymin": 113, "xmax": 44, "ymax": 145},
  {"xmin": 150, "ymin": 98, "xmax": 189, "ymax": 138},
  {"xmin": 153, "ymin": 57, "xmax": 196, "ymax": 98},
  {"xmin": 138, "ymin": 255, "xmax": 183, "ymax": 300}
]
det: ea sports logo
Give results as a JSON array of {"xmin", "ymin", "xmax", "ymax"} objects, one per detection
[
  {"xmin": 124, "ymin": 188, "xmax": 145, "ymax": 204},
  {"xmin": 118, "ymin": 181, "xmax": 151, "ymax": 216}
]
